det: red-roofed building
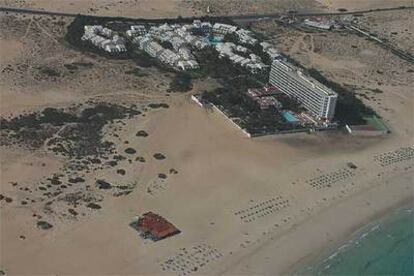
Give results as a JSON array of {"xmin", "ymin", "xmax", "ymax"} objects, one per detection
[
  {"xmin": 131, "ymin": 212, "xmax": 181, "ymax": 241},
  {"xmin": 245, "ymin": 87, "xmax": 282, "ymax": 110}
]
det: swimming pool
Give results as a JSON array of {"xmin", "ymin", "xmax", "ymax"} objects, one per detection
[{"xmin": 282, "ymin": 111, "xmax": 299, "ymax": 123}]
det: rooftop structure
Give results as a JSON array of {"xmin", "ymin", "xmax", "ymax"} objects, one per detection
[
  {"xmin": 212, "ymin": 23, "xmax": 238, "ymax": 35},
  {"xmin": 245, "ymin": 87, "xmax": 282, "ymax": 110},
  {"xmin": 257, "ymin": 96, "xmax": 281, "ymax": 110},
  {"xmin": 191, "ymin": 20, "xmax": 212, "ymax": 35},
  {"xmin": 82, "ymin": 25, "xmax": 126, "ymax": 53},
  {"xmin": 131, "ymin": 212, "xmax": 180, "ymax": 241},
  {"xmin": 235, "ymin": 29, "xmax": 258, "ymax": 45},
  {"xmin": 143, "ymin": 40, "xmax": 164, "ymax": 57},
  {"xmin": 170, "ymin": 36, "xmax": 186, "ymax": 50},
  {"xmin": 126, "ymin": 25, "xmax": 147, "ymax": 37},
  {"xmin": 178, "ymin": 47, "xmax": 195, "ymax": 60},
  {"xmin": 247, "ymin": 87, "xmax": 278, "ymax": 97},
  {"xmin": 81, "ymin": 21, "xmax": 279, "ymax": 72},
  {"xmin": 215, "ymin": 42, "xmax": 267, "ymax": 74},
  {"xmin": 158, "ymin": 49, "xmax": 181, "ymax": 65},
  {"xmin": 177, "ymin": 60, "xmax": 199, "ymax": 71},
  {"xmin": 260, "ymin": 42, "xmax": 281, "ymax": 59},
  {"xmin": 303, "ymin": 18, "xmax": 334, "ymax": 30},
  {"xmin": 269, "ymin": 59, "xmax": 337, "ymax": 121}
]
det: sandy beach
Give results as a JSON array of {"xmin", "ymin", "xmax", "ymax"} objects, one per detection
[
  {"xmin": 1, "ymin": 95, "xmax": 413, "ymax": 274},
  {"xmin": 220, "ymin": 171, "xmax": 413, "ymax": 275},
  {"xmin": 1, "ymin": 1, "xmax": 413, "ymax": 275}
]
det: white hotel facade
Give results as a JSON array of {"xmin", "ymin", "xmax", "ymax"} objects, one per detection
[{"xmin": 269, "ymin": 59, "xmax": 337, "ymax": 121}]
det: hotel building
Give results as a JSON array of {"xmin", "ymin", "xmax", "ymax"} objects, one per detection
[{"xmin": 269, "ymin": 59, "xmax": 337, "ymax": 121}]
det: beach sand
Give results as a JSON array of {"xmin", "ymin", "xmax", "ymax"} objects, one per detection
[
  {"xmin": 219, "ymin": 171, "xmax": 413, "ymax": 275},
  {"xmin": 1, "ymin": 2, "xmax": 413, "ymax": 275},
  {"xmin": 1, "ymin": 95, "xmax": 413, "ymax": 275}
]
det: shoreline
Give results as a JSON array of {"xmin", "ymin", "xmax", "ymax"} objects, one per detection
[
  {"xmin": 281, "ymin": 172, "xmax": 413, "ymax": 275},
  {"xmin": 220, "ymin": 170, "xmax": 413, "ymax": 275},
  {"xmin": 290, "ymin": 193, "xmax": 413, "ymax": 275}
]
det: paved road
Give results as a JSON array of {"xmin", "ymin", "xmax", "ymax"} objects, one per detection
[
  {"xmin": 346, "ymin": 25, "xmax": 414, "ymax": 63},
  {"xmin": 231, "ymin": 5, "xmax": 414, "ymax": 20},
  {"xmin": 0, "ymin": 6, "xmax": 77, "ymax": 17},
  {"xmin": 1, "ymin": 5, "xmax": 412, "ymax": 64},
  {"xmin": 1, "ymin": 5, "xmax": 413, "ymax": 21}
]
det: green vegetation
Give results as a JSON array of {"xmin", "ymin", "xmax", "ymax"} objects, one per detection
[
  {"xmin": 64, "ymin": 15, "xmax": 377, "ymax": 128},
  {"xmin": 307, "ymin": 68, "xmax": 377, "ymax": 125},
  {"xmin": 195, "ymin": 48, "xmax": 306, "ymax": 135},
  {"xmin": 195, "ymin": 48, "xmax": 242, "ymax": 78},
  {"xmin": 0, "ymin": 104, "xmax": 141, "ymax": 156},
  {"xmin": 201, "ymin": 87, "xmax": 303, "ymax": 135},
  {"xmin": 72, "ymin": 62, "xmax": 94, "ymax": 67},
  {"xmin": 63, "ymin": 62, "xmax": 93, "ymax": 72},
  {"xmin": 160, "ymin": 41, "xmax": 174, "ymax": 50},
  {"xmin": 64, "ymin": 64, "xmax": 78, "ymax": 71},
  {"xmin": 364, "ymin": 115, "xmax": 390, "ymax": 133},
  {"xmin": 65, "ymin": 14, "xmax": 235, "ymax": 59},
  {"xmin": 169, "ymin": 72, "xmax": 193, "ymax": 92},
  {"xmin": 274, "ymin": 94, "xmax": 305, "ymax": 113},
  {"xmin": 371, "ymin": 88, "xmax": 383, "ymax": 94},
  {"xmin": 125, "ymin": 67, "xmax": 148, "ymax": 77},
  {"xmin": 130, "ymin": 51, "xmax": 158, "ymax": 68},
  {"xmin": 39, "ymin": 67, "xmax": 61, "ymax": 77}
]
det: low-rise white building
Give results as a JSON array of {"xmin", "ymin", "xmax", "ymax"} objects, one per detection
[
  {"xmin": 177, "ymin": 60, "xmax": 199, "ymax": 70},
  {"xmin": 82, "ymin": 25, "xmax": 127, "ymax": 53},
  {"xmin": 235, "ymin": 45, "xmax": 248, "ymax": 53},
  {"xmin": 82, "ymin": 21, "xmax": 279, "ymax": 70},
  {"xmin": 215, "ymin": 42, "xmax": 266, "ymax": 73},
  {"xmin": 235, "ymin": 29, "xmax": 258, "ymax": 45},
  {"xmin": 303, "ymin": 18, "xmax": 333, "ymax": 30},
  {"xmin": 178, "ymin": 47, "xmax": 194, "ymax": 60},
  {"xmin": 158, "ymin": 49, "xmax": 181, "ymax": 65},
  {"xmin": 212, "ymin": 23, "xmax": 237, "ymax": 35},
  {"xmin": 260, "ymin": 42, "xmax": 280, "ymax": 59},
  {"xmin": 84, "ymin": 25, "xmax": 103, "ymax": 34},
  {"xmin": 170, "ymin": 36, "xmax": 186, "ymax": 50},
  {"xmin": 126, "ymin": 25, "xmax": 147, "ymax": 37},
  {"xmin": 145, "ymin": 41, "xmax": 164, "ymax": 57},
  {"xmin": 133, "ymin": 35, "xmax": 151, "ymax": 50}
]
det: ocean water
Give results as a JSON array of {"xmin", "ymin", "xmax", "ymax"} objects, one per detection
[{"xmin": 299, "ymin": 206, "xmax": 414, "ymax": 276}]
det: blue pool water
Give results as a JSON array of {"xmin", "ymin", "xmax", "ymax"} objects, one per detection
[
  {"xmin": 282, "ymin": 111, "xmax": 299, "ymax": 123},
  {"xmin": 298, "ymin": 206, "xmax": 414, "ymax": 275},
  {"xmin": 208, "ymin": 36, "xmax": 223, "ymax": 45}
]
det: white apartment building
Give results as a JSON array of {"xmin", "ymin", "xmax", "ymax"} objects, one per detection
[
  {"xmin": 178, "ymin": 47, "xmax": 194, "ymax": 60},
  {"xmin": 177, "ymin": 60, "xmax": 199, "ymax": 70},
  {"xmin": 235, "ymin": 29, "xmax": 258, "ymax": 45},
  {"xmin": 212, "ymin": 23, "xmax": 237, "ymax": 35},
  {"xmin": 158, "ymin": 49, "xmax": 181, "ymax": 65},
  {"xmin": 126, "ymin": 25, "xmax": 147, "ymax": 37},
  {"xmin": 303, "ymin": 19, "xmax": 334, "ymax": 30},
  {"xmin": 260, "ymin": 42, "xmax": 281, "ymax": 59},
  {"xmin": 269, "ymin": 59, "xmax": 337, "ymax": 120},
  {"xmin": 170, "ymin": 36, "xmax": 186, "ymax": 50},
  {"xmin": 144, "ymin": 41, "xmax": 164, "ymax": 57}
]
